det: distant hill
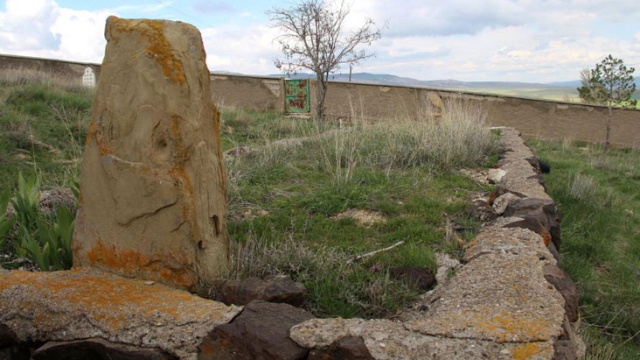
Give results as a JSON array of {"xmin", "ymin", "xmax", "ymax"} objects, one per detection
[
  {"xmin": 270, "ymin": 72, "xmax": 640, "ymax": 103},
  {"xmin": 273, "ymin": 72, "xmax": 582, "ymax": 102}
]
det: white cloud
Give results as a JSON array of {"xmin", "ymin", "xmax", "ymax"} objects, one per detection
[
  {"xmin": 0, "ymin": 0, "xmax": 109, "ymax": 62},
  {"xmin": 1, "ymin": 0, "xmax": 639, "ymax": 82}
]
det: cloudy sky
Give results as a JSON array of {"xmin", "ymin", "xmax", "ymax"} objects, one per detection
[{"xmin": 1, "ymin": 0, "xmax": 640, "ymax": 83}]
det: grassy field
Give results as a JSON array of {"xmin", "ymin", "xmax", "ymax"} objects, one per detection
[
  {"xmin": 0, "ymin": 70, "xmax": 501, "ymax": 319},
  {"xmin": 219, "ymin": 105, "xmax": 500, "ymax": 318},
  {"xmin": 0, "ymin": 70, "xmax": 91, "ymax": 192},
  {"xmin": 529, "ymin": 140, "xmax": 640, "ymax": 358}
]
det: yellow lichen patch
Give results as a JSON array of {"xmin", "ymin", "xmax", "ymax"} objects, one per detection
[
  {"xmin": 473, "ymin": 312, "xmax": 554, "ymax": 343},
  {"xmin": 85, "ymin": 120, "xmax": 112, "ymax": 156},
  {"xmin": 109, "ymin": 17, "xmax": 186, "ymax": 85},
  {"xmin": 86, "ymin": 240, "xmax": 194, "ymax": 289},
  {"xmin": 0, "ymin": 269, "xmax": 232, "ymax": 332},
  {"xmin": 512, "ymin": 343, "xmax": 543, "ymax": 359}
]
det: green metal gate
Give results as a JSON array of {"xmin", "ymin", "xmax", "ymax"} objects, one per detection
[{"xmin": 285, "ymin": 79, "xmax": 310, "ymax": 113}]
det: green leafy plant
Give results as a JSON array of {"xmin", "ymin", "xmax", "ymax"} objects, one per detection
[
  {"xmin": 11, "ymin": 172, "xmax": 41, "ymax": 232},
  {"xmin": 577, "ymin": 55, "xmax": 637, "ymax": 152},
  {"xmin": 0, "ymin": 190, "xmax": 16, "ymax": 250},
  {"xmin": 23, "ymin": 207, "xmax": 74, "ymax": 271},
  {"xmin": 7, "ymin": 172, "xmax": 74, "ymax": 271}
]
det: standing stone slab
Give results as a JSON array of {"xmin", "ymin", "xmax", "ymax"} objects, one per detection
[{"xmin": 73, "ymin": 16, "xmax": 229, "ymax": 291}]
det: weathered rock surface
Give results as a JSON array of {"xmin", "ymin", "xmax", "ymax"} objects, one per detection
[
  {"xmin": 292, "ymin": 318, "xmax": 556, "ymax": 359},
  {"xmin": 0, "ymin": 268, "xmax": 241, "ymax": 359},
  {"xmin": 199, "ymin": 301, "xmax": 314, "ymax": 360},
  {"xmin": 219, "ymin": 275, "xmax": 306, "ymax": 307},
  {"xmin": 72, "ymin": 16, "xmax": 229, "ymax": 291},
  {"xmin": 32, "ymin": 338, "xmax": 177, "ymax": 360},
  {"xmin": 405, "ymin": 255, "xmax": 565, "ymax": 343}
]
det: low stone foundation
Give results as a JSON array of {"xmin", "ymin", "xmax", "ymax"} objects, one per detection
[{"xmin": 0, "ymin": 128, "xmax": 583, "ymax": 359}]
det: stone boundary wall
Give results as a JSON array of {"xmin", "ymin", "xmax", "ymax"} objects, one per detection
[
  {"xmin": 0, "ymin": 128, "xmax": 583, "ymax": 359},
  {"xmin": 0, "ymin": 53, "xmax": 101, "ymax": 87},
  {"xmin": 1, "ymin": 53, "xmax": 639, "ymax": 147},
  {"xmin": 211, "ymin": 73, "xmax": 285, "ymax": 113}
]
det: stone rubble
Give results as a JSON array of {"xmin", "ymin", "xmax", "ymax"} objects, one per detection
[{"xmin": 289, "ymin": 128, "xmax": 584, "ymax": 359}]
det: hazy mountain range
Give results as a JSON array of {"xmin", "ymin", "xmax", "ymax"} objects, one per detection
[{"xmin": 264, "ymin": 72, "xmax": 640, "ymax": 102}]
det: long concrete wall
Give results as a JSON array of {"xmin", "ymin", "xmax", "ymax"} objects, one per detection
[
  {"xmin": 0, "ymin": 53, "xmax": 101, "ymax": 86},
  {"xmin": 2, "ymin": 53, "xmax": 639, "ymax": 147},
  {"xmin": 316, "ymin": 80, "xmax": 640, "ymax": 148},
  {"xmin": 211, "ymin": 73, "xmax": 285, "ymax": 113}
]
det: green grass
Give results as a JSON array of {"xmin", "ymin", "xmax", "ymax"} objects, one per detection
[
  {"xmin": 0, "ymin": 69, "xmax": 500, "ymax": 319},
  {"xmin": 528, "ymin": 139, "xmax": 640, "ymax": 358},
  {"xmin": 220, "ymin": 102, "xmax": 499, "ymax": 318},
  {"xmin": 0, "ymin": 70, "xmax": 92, "ymax": 194}
]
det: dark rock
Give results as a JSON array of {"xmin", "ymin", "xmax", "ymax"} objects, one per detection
[
  {"xmin": 0, "ymin": 346, "xmax": 30, "ymax": 360},
  {"xmin": 199, "ymin": 301, "xmax": 315, "ymax": 360},
  {"xmin": 389, "ymin": 266, "xmax": 437, "ymax": 292},
  {"xmin": 32, "ymin": 338, "xmax": 177, "ymax": 360},
  {"xmin": 0, "ymin": 325, "xmax": 29, "ymax": 360},
  {"xmin": 553, "ymin": 340, "xmax": 577, "ymax": 360},
  {"xmin": 219, "ymin": 276, "xmax": 307, "ymax": 307},
  {"xmin": 502, "ymin": 197, "xmax": 562, "ymax": 250},
  {"xmin": 0, "ymin": 324, "xmax": 17, "ymax": 347},
  {"xmin": 539, "ymin": 160, "xmax": 551, "ymax": 174},
  {"xmin": 525, "ymin": 157, "xmax": 541, "ymax": 173},
  {"xmin": 307, "ymin": 336, "xmax": 373, "ymax": 360},
  {"xmin": 548, "ymin": 242, "xmax": 561, "ymax": 265},
  {"xmin": 544, "ymin": 265, "xmax": 579, "ymax": 322}
]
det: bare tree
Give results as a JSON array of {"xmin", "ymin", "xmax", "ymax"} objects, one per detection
[{"xmin": 268, "ymin": 0, "xmax": 382, "ymax": 123}]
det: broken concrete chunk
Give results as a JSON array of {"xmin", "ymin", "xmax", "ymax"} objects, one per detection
[
  {"xmin": 0, "ymin": 268, "xmax": 241, "ymax": 359},
  {"xmin": 492, "ymin": 192, "xmax": 522, "ymax": 215},
  {"xmin": 72, "ymin": 16, "xmax": 229, "ymax": 291},
  {"xmin": 406, "ymin": 251, "xmax": 565, "ymax": 343},
  {"xmin": 487, "ymin": 168, "xmax": 506, "ymax": 184}
]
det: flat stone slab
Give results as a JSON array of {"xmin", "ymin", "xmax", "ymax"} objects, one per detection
[
  {"xmin": 292, "ymin": 318, "xmax": 555, "ymax": 359},
  {"xmin": 405, "ymin": 251, "xmax": 565, "ymax": 343},
  {"xmin": 499, "ymin": 128, "xmax": 551, "ymax": 201},
  {"xmin": 464, "ymin": 227, "xmax": 553, "ymax": 262},
  {"xmin": 0, "ymin": 268, "xmax": 241, "ymax": 359}
]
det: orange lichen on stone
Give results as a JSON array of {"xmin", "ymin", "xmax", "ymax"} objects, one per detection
[
  {"xmin": 86, "ymin": 240, "xmax": 194, "ymax": 289},
  {"xmin": 0, "ymin": 269, "xmax": 231, "ymax": 331},
  {"xmin": 473, "ymin": 312, "xmax": 554, "ymax": 343},
  {"xmin": 109, "ymin": 17, "xmax": 186, "ymax": 85},
  {"xmin": 512, "ymin": 343, "xmax": 543, "ymax": 359}
]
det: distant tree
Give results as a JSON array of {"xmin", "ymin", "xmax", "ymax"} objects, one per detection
[
  {"xmin": 577, "ymin": 68, "xmax": 605, "ymax": 105},
  {"xmin": 268, "ymin": 0, "xmax": 382, "ymax": 124},
  {"xmin": 577, "ymin": 55, "xmax": 637, "ymax": 152}
]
